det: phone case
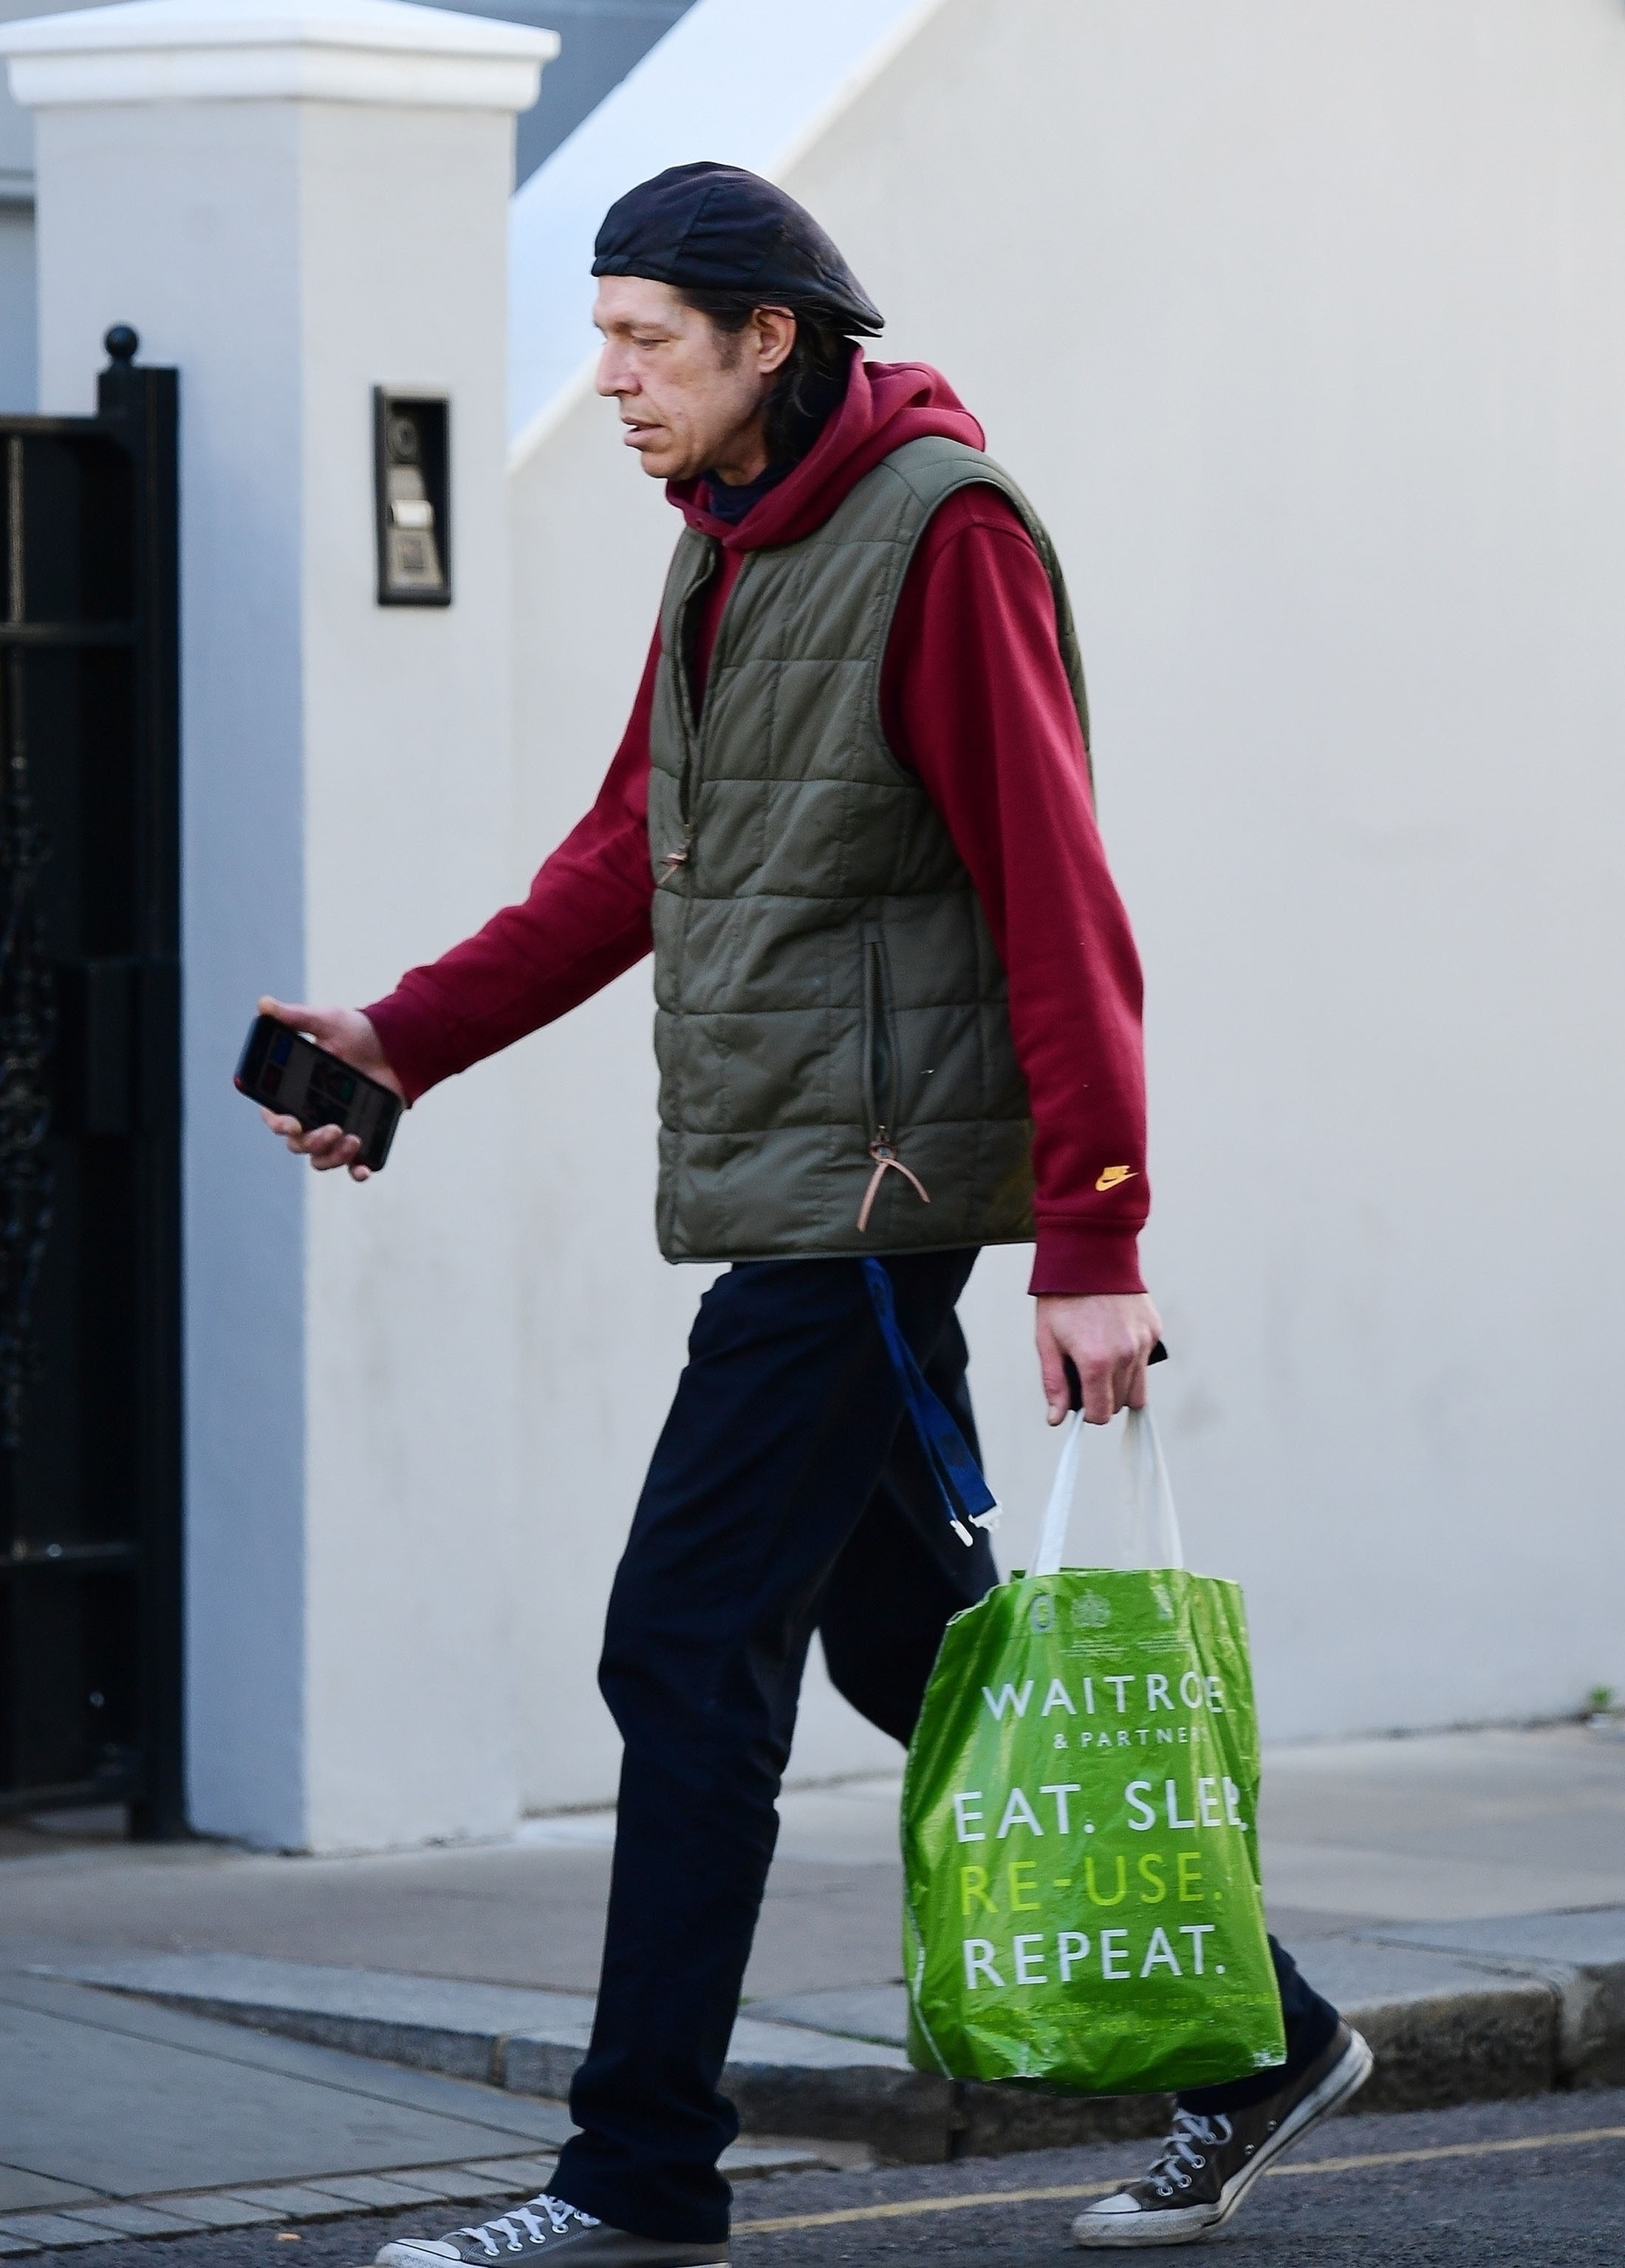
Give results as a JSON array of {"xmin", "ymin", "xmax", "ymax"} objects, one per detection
[{"xmin": 234, "ymin": 1014, "xmax": 402, "ymax": 1171}]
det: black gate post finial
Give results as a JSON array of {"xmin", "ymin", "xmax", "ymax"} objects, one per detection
[{"xmin": 103, "ymin": 325, "xmax": 139, "ymax": 366}]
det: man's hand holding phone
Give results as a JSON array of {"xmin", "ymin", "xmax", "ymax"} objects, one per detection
[{"xmin": 253, "ymin": 998, "xmax": 405, "ymax": 1180}]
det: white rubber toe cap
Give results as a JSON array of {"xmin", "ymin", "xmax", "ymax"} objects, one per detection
[{"xmin": 1076, "ymin": 2196, "xmax": 1145, "ymax": 2220}]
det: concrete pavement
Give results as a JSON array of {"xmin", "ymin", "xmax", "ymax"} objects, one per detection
[
  {"xmin": 1255, "ymin": 1722, "xmax": 1625, "ymax": 1929},
  {"xmin": 3, "ymin": 1724, "xmax": 1619, "ymax": 1989},
  {"xmin": 0, "ymin": 1721, "xmax": 1620, "ymax": 2248}
]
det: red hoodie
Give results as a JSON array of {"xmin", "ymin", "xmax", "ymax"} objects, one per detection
[{"xmin": 366, "ymin": 357, "xmax": 1149, "ymax": 1295}]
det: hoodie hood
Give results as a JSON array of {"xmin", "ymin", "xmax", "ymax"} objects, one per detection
[{"xmin": 667, "ymin": 350, "xmax": 986, "ymax": 552}]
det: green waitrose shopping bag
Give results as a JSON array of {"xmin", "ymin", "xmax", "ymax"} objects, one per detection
[{"xmin": 900, "ymin": 1405, "xmax": 1285, "ymax": 2096}]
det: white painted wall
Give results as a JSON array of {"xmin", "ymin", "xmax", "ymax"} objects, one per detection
[
  {"xmin": 502, "ymin": 0, "xmax": 1625, "ymax": 1804},
  {"xmin": 7, "ymin": 0, "xmax": 555, "ymax": 1849}
]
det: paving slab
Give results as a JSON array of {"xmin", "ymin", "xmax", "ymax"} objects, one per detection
[
  {"xmin": 0, "ymin": 2171, "xmax": 102, "ymax": 2216},
  {"xmin": 0, "ymin": 2214, "xmax": 114, "ymax": 2250},
  {"xmin": 138, "ymin": 2197, "xmax": 286, "ymax": 2230},
  {"xmin": 0, "ymin": 1975, "xmax": 567, "ymax": 2201},
  {"xmin": 61, "ymin": 2205, "xmax": 209, "ymax": 2238},
  {"xmin": 1361, "ymin": 1907, "xmax": 1625, "ymax": 1967},
  {"xmin": 366, "ymin": 2168, "xmax": 530, "ymax": 2204},
  {"xmin": 451, "ymin": 2161, "xmax": 561, "ymax": 2190},
  {"xmin": 1287, "ymin": 1933, "xmax": 1535, "ymax": 2011},
  {"xmin": 68, "ymin": 1951, "xmax": 595, "ymax": 2034},
  {"xmin": 295, "ymin": 2175, "xmax": 454, "ymax": 2210},
  {"xmin": 745, "ymin": 1985, "xmax": 908, "ymax": 2045},
  {"xmin": 33, "ymin": 1951, "xmax": 598, "ymax": 2089},
  {"xmin": 0, "ymin": 1971, "xmax": 569, "ymax": 2141},
  {"xmin": 217, "ymin": 2185, "xmax": 378, "ymax": 2219}
]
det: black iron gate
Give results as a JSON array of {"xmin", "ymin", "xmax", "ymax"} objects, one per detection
[{"xmin": 0, "ymin": 326, "xmax": 182, "ymax": 1837}]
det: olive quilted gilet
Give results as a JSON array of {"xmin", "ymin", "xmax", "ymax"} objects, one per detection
[{"xmin": 647, "ymin": 434, "xmax": 1088, "ymax": 1261}]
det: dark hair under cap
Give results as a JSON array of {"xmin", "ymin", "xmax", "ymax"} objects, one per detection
[{"xmin": 592, "ymin": 161, "xmax": 883, "ymax": 335}]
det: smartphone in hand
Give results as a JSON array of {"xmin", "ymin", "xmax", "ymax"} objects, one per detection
[{"xmin": 235, "ymin": 1013, "xmax": 403, "ymax": 1172}]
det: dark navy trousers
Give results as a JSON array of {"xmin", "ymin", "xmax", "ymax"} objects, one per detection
[{"xmin": 548, "ymin": 1254, "xmax": 1338, "ymax": 2244}]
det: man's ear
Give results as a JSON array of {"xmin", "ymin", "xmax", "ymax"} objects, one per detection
[{"xmin": 755, "ymin": 306, "xmax": 798, "ymax": 377}]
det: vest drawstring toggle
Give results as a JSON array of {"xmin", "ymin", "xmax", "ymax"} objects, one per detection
[{"xmin": 858, "ymin": 1131, "xmax": 930, "ymax": 1234}]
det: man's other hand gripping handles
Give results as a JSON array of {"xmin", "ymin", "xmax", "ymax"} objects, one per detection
[{"xmin": 1063, "ymin": 1338, "xmax": 1168, "ymax": 1414}]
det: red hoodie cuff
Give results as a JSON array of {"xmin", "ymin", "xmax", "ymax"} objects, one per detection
[
  {"xmin": 362, "ymin": 982, "xmax": 471, "ymax": 1107},
  {"xmin": 1028, "ymin": 1222, "xmax": 1147, "ymax": 1298}
]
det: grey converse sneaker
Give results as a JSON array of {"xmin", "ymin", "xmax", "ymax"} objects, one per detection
[
  {"xmin": 374, "ymin": 2194, "xmax": 728, "ymax": 2267},
  {"xmin": 1072, "ymin": 2021, "xmax": 1373, "ymax": 2247}
]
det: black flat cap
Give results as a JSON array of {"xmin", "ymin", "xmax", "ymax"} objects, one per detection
[{"xmin": 593, "ymin": 161, "xmax": 883, "ymax": 334}]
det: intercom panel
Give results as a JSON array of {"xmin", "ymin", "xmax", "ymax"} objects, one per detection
[{"xmin": 374, "ymin": 388, "xmax": 451, "ymax": 606}]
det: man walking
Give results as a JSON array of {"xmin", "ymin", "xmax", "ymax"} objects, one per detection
[{"xmin": 259, "ymin": 166, "xmax": 1369, "ymax": 2258}]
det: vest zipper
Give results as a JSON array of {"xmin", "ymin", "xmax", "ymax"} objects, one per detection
[
  {"xmin": 858, "ymin": 931, "xmax": 929, "ymax": 1232},
  {"xmin": 666, "ymin": 540, "xmax": 752, "ymax": 879},
  {"xmin": 660, "ymin": 542, "xmax": 716, "ymax": 876},
  {"xmin": 862, "ymin": 933, "xmax": 897, "ymax": 1136}
]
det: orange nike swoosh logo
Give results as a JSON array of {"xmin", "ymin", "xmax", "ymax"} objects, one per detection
[{"xmin": 1095, "ymin": 1165, "xmax": 1138, "ymax": 1192}]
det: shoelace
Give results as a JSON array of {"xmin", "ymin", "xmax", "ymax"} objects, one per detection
[
  {"xmin": 454, "ymin": 2196, "xmax": 600, "ymax": 2256},
  {"xmin": 1144, "ymin": 2109, "xmax": 1232, "ymax": 2196}
]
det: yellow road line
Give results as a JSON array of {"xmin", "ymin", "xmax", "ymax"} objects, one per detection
[
  {"xmin": 1266, "ymin": 2125, "xmax": 1625, "ymax": 2181},
  {"xmin": 736, "ymin": 2182, "xmax": 1118, "ymax": 2236},
  {"xmin": 732, "ymin": 2123, "xmax": 1625, "ymax": 2236}
]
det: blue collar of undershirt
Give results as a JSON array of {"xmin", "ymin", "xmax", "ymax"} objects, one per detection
[{"xmin": 701, "ymin": 458, "xmax": 792, "ymax": 525}]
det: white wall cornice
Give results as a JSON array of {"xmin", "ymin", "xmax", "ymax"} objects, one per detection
[{"xmin": 1, "ymin": 0, "xmax": 556, "ymax": 110}]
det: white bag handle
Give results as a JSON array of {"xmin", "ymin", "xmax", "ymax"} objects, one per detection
[{"xmin": 1031, "ymin": 1403, "xmax": 1185, "ymax": 1577}]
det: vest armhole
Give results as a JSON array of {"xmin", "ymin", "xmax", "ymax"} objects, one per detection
[{"xmin": 862, "ymin": 445, "xmax": 1089, "ymax": 781}]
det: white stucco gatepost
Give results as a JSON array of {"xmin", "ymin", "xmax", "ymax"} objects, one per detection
[{"xmin": 1, "ymin": 0, "xmax": 557, "ymax": 1849}]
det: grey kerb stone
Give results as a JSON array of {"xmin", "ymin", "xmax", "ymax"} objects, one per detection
[{"xmin": 35, "ymin": 1918, "xmax": 1625, "ymax": 2166}]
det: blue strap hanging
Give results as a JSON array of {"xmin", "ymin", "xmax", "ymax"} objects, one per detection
[{"xmin": 861, "ymin": 1257, "xmax": 1001, "ymax": 1547}]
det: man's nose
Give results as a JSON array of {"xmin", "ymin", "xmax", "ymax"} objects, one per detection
[{"xmin": 596, "ymin": 343, "xmax": 633, "ymax": 397}]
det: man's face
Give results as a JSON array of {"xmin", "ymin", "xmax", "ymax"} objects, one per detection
[{"xmin": 592, "ymin": 275, "xmax": 792, "ymax": 482}]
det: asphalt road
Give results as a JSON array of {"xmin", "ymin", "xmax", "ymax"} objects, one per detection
[{"xmin": 35, "ymin": 2086, "xmax": 1625, "ymax": 2268}]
